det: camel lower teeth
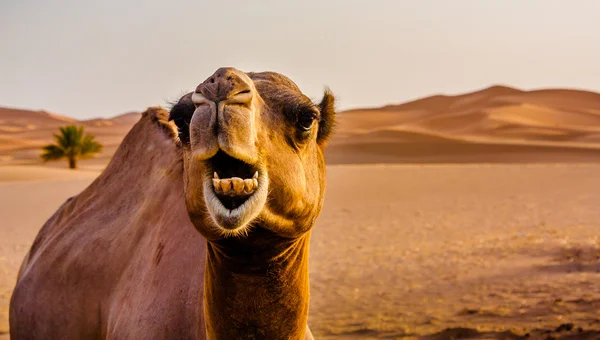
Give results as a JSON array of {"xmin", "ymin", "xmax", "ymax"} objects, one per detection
[{"xmin": 212, "ymin": 172, "xmax": 258, "ymax": 195}]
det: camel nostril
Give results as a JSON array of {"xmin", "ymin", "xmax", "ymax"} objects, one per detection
[
  {"xmin": 235, "ymin": 89, "xmax": 251, "ymax": 96},
  {"xmin": 210, "ymin": 78, "xmax": 215, "ymax": 84}
]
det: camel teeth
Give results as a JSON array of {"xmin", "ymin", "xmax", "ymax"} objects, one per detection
[
  {"xmin": 220, "ymin": 179, "xmax": 232, "ymax": 194},
  {"xmin": 212, "ymin": 173, "xmax": 259, "ymax": 196},
  {"xmin": 212, "ymin": 178, "xmax": 222, "ymax": 192},
  {"xmin": 244, "ymin": 179, "xmax": 254, "ymax": 193},
  {"xmin": 231, "ymin": 177, "xmax": 245, "ymax": 194}
]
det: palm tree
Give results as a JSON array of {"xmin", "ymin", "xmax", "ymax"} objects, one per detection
[{"xmin": 41, "ymin": 125, "xmax": 103, "ymax": 169}]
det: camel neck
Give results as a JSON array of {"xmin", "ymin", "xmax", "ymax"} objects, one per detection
[{"xmin": 203, "ymin": 229, "xmax": 311, "ymax": 340}]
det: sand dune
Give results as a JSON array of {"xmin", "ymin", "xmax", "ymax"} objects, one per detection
[
  {"xmin": 0, "ymin": 107, "xmax": 75, "ymax": 133},
  {"xmin": 2, "ymin": 85, "xmax": 600, "ymax": 167},
  {"xmin": 0, "ymin": 108, "xmax": 140, "ymax": 166},
  {"xmin": 338, "ymin": 86, "xmax": 600, "ymax": 138},
  {"xmin": 329, "ymin": 86, "xmax": 600, "ymax": 164}
]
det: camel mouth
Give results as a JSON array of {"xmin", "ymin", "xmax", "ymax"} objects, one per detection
[
  {"xmin": 207, "ymin": 151, "xmax": 259, "ymax": 209},
  {"xmin": 202, "ymin": 151, "xmax": 269, "ymax": 234}
]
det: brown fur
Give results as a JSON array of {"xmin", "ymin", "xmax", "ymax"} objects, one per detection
[{"xmin": 10, "ymin": 69, "xmax": 335, "ymax": 339}]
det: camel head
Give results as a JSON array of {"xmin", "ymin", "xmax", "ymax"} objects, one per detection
[{"xmin": 170, "ymin": 67, "xmax": 335, "ymax": 240}]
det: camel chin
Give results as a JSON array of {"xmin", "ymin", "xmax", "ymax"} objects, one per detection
[{"xmin": 201, "ymin": 150, "xmax": 269, "ymax": 236}]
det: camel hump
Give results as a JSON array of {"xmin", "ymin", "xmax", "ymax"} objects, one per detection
[
  {"xmin": 15, "ymin": 105, "xmax": 185, "ymax": 274},
  {"xmin": 95, "ymin": 105, "xmax": 181, "ymax": 183},
  {"xmin": 9, "ymin": 105, "xmax": 199, "ymax": 338},
  {"xmin": 15, "ymin": 250, "xmax": 30, "ymax": 280}
]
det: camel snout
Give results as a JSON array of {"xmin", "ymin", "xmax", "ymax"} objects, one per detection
[
  {"xmin": 194, "ymin": 67, "xmax": 253, "ymax": 104},
  {"xmin": 189, "ymin": 68, "xmax": 259, "ymax": 165}
]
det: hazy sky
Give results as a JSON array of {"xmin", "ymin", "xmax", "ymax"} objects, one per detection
[{"xmin": 1, "ymin": 0, "xmax": 599, "ymax": 119}]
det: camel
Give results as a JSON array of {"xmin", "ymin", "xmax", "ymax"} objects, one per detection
[{"xmin": 9, "ymin": 67, "xmax": 336, "ymax": 339}]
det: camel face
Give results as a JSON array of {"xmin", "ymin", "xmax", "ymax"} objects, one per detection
[{"xmin": 170, "ymin": 67, "xmax": 335, "ymax": 239}]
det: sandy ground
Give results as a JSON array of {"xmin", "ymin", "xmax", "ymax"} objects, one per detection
[
  {"xmin": 1, "ymin": 164, "xmax": 599, "ymax": 339},
  {"xmin": 0, "ymin": 166, "xmax": 101, "ymax": 183},
  {"xmin": 309, "ymin": 164, "xmax": 600, "ymax": 339}
]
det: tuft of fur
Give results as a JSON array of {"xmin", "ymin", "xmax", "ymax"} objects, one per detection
[
  {"xmin": 317, "ymin": 88, "xmax": 336, "ymax": 145},
  {"xmin": 142, "ymin": 106, "xmax": 179, "ymax": 141}
]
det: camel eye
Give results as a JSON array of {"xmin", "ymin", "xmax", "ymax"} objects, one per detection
[{"xmin": 296, "ymin": 111, "xmax": 316, "ymax": 132}]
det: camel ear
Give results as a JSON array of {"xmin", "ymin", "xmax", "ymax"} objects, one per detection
[
  {"xmin": 317, "ymin": 88, "xmax": 336, "ymax": 145},
  {"xmin": 169, "ymin": 92, "xmax": 195, "ymax": 144}
]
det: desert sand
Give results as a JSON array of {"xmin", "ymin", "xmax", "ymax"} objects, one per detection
[
  {"xmin": 1, "ymin": 86, "xmax": 600, "ymax": 339},
  {"xmin": 1, "ymin": 164, "xmax": 599, "ymax": 339},
  {"xmin": 310, "ymin": 164, "xmax": 600, "ymax": 339}
]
